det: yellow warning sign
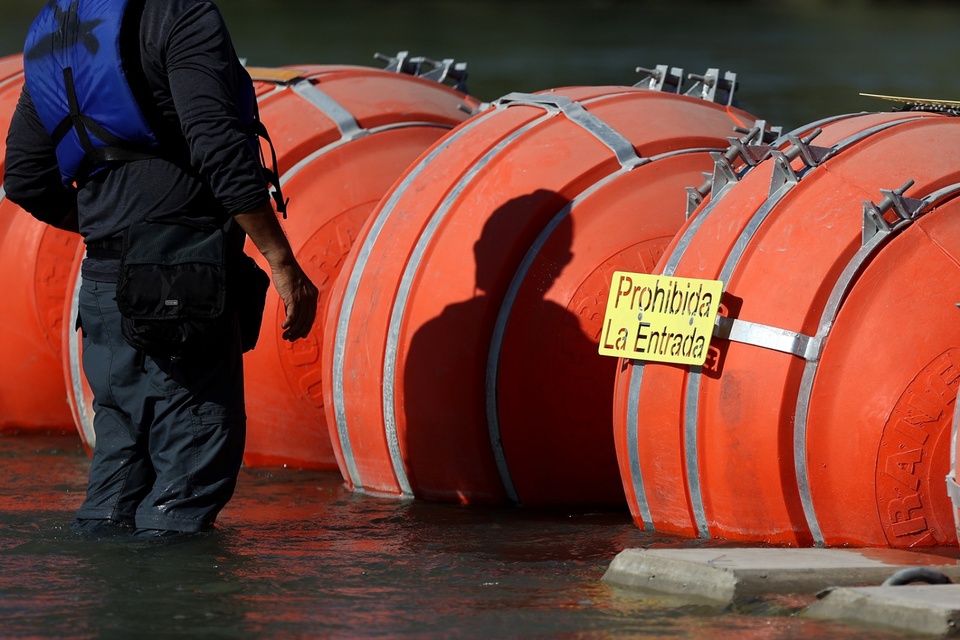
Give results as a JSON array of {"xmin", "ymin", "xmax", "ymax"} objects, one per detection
[{"xmin": 598, "ymin": 271, "xmax": 723, "ymax": 365}]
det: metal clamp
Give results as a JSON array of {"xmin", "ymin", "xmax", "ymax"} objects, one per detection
[
  {"xmin": 375, "ymin": 50, "xmax": 469, "ymax": 93},
  {"xmin": 861, "ymin": 179, "xmax": 923, "ymax": 245},
  {"xmin": 685, "ymin": 122, "xmax": 774, "ymax": 217},
  {"xmin": 784, "ymin": 133, "xmax": 833, "ymax": 169},
  {"xmin": 635, "ymin": 65, "xmax": 684, "ymax": 93},
  {"xmin": 947, "ymin": 472, "xmax": 960, "ymax": 508},
  {"xmin": 685, "ymin": 68, "xmax": 738, "ymax": 106}
]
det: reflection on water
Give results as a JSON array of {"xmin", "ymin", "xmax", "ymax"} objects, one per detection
[{"xmin": 0, "ymin": 436, "xmax": 918, "ymax": 639}]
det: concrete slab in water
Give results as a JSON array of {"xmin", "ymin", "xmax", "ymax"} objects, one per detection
[
  {"xmin": 806, "ymin": 584, "xmax": 960, "ymax": 636},
  {"xmin": 602, "ymin": 547, "xmax": 960, "ymax": 604}
]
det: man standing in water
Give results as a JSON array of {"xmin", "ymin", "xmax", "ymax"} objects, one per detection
[{"xmin": 3, "ymin": 0, "xmax": 318, "ymax": 537}]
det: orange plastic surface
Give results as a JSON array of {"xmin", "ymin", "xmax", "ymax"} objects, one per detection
[{"xmin": 324, "ymin": 86, "xmax": 761, "ymax": 504}]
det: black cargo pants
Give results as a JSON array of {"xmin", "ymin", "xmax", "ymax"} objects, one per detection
[{"xmin": 75, "ymin": 278, "xmax": 246, "ymax": 533}]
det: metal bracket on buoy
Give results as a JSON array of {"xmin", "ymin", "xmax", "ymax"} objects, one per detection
[
  {"xmin": 685, "ymin": 68, "xmax": 738, "ymax": 106},
  {"xmin": 761, "ymin": 129, "xmax": 825, "ymax": 198},
  {"xmin": 948, "ymin": 471, "xmax": 960, "ymax": 508},
  {"xmin": 767, "ymin": 151, "xmax": 800, "ymax": 197},
  {"xmin": 706, "ymin": 152, "xmax": 739, "ymax": 200},
  {"xmin": 374, "ymin": 50, "xmax": 469, "ymax": 93},
  {"xmin": 861, "ymin": 179, "xmax": 923, "ymax": 245},
  {"xmin": 634, "ymin": 65, "xmax": 684, "ymax": 93},
  {"xmin": 728, "ymin": 125, "xmax": 778, "ymax": 168},
  {"xmin": 685, "ymin": 122, "xmax": 773, "ymax": 218},
  {"xmin": 785, "ymin": 133, "xmax": 833, "ymax": 169}
]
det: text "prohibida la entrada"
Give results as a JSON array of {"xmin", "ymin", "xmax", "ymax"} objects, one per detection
[{"xmin": 599, "ymin": 272, "xmax": 723, "ymax": 365}]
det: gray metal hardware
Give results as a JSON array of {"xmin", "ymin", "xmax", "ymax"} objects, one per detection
[
  {"xmin": 685, "ymin": 186, "xmax": 705, "ymax": 219},
  {"xmin": 374, "ymin": 50, "xmax": 469, "ymax": 93},
  {"xmin": 767, "ymin": 151, "xmax": 800, "ymax": 197},
  {"xmin": 634, "ymin": 65, "xmax": 684, "ymax": 93},
  {"xmin": 785, "ymin": 133, "xmax": 833, "ymax": 168},
  {"xmin": 685, "ymin": 123, "xmax": 774, "ymax": 218},
  {"xmin": 948, "ymin": 472, "xmax": 960, "ymax": 507},
  {"xmin": 707, "ymin": 152, "xmax": 739, "ymax": 201},
  {"xmin": 292, "ymin": 80, "xmax": 365, "ymax": 141},
  {"xmin": 714, "ymin": 316, "xmax": 822, "ymax": 360},
  {"xmin": 494, "ymin": 93, "xmax": 642, "ymax": 168},
  {"xmin": 685, "ymin": 68, "xmax": 738, "ymax": 106},
  {"xmin": 861, "ymin": 179, "xmax": 922, "ymax": 245}
]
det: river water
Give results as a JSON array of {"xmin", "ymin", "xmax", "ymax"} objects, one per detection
[
  {"xmin": 0, "ymin": 435, "xmax": 922, "ymax": 639},
  {"xmin": 3, "ymin": 0, "xmax": 960, "ymax": 130},
  {"xmin": 2, "ymin": 1, "xmax": 959, "ymax": 638}
]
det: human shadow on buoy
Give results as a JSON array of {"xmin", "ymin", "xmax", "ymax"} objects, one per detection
[{"xmin": 402, "ymin": 189, "xmax": 619, "ymax": 507}]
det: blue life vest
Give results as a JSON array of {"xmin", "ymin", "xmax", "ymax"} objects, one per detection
[
  {"xmin": 23, "ymin": 0, "xmax": 161, "ymax": 186},
  {"xmin": 23, "ymin": 0, "xmax": 287, "ymax": 215}
]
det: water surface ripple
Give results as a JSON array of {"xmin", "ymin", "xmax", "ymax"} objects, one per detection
[{"xmin": 0, "ymin": 436, "xmax": 918, "ymax": 639}]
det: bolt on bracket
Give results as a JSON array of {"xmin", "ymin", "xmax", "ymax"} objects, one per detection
[
  {"xmin": 634, "ymin": 65, "xmax": 684, "ymax": 93},
  {"xmin": 861, "ymin": 179, "xmax": 921, "ymax": 245},
  {"xmin": 685, "ymin": 69, "xmax": 738, "ymax": 106},
  {"xmin": 375, "ymin": 50, "xmax": 470, "ymax": 93}
]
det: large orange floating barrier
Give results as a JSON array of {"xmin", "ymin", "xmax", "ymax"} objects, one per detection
[
  {"xmin": 63, "ymin": 56, "xmax": 480, "ymax": 464},
  {"xmin": 241, "ymin": 60, "xmax": 479, "ymax": 469},
  {"xmin": 0, "ymin": 53, "xmax": 81, "ymax": 434},
  {"xmin": 613, "ymin": 108, "xmax": 960, "ymax": 547},
  {"xmin": 323, "ymin": 67, "xmax": 769, "ymax": 505}
]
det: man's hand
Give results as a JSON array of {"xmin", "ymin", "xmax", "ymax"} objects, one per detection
[
  {"xmin": 270, "ymin": 260, "xmax": 318, "ymax": 342},
  {"xmin": 234, "ymin": 202, "xmax": 319, "ymax": 341}
]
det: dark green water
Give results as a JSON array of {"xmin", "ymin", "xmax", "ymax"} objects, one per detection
[
  {"xmin": 1, "ymin": 2, "xmax": 958, "ymax": 637},
  {"xmin": 0, "ymin": 435, "xmax": 921, "ymax": 639},
  {"xmin": 5, "ymin": 0, "xmax": 960, "ymax": 130}
]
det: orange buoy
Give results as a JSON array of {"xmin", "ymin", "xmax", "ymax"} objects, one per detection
[
  {"xmin": 0, "ymin": 56, "xmax": 81, "ymax": 434},
  {"xmin": 0, "ymin": 52, "xmax": 22, "ymax": 82},
  {"xmin": 324, "ymin": 69, "xmax": 767, "ymax": 505},
  {"xmin": 0, "ymin": 54, "xmax": 24, "ymax": 156},
  {"xmin": 60, "ymin": 59, "xmax": 481, "ymax": 465},
  {"xmin": 613, "ymin": 109, "xmax": 960, "ymax": 547},
  {"xmin": 804, "ymin": 196, "xmax": 960, "ymax": 548},
  {"xmin": 241, "ymin": 62, "xmax": 480, "ymax": 469}
]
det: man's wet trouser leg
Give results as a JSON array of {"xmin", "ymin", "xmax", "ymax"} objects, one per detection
[{"xmin": 74, "ymin": 278, "xmax": 246, "ymax": 534}]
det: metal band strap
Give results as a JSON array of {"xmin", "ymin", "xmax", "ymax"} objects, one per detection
[
  {"xmin": 626, "ymin": 363, "xmax": 655, "ymax": 529},
  {"xmin": 279, "ymin": 121, "xmax": 452, "ymax": 187},
  {"xmin": 331, "ymin": 108, "xmax": 501, "ymax": 494},
  {"xmin": 947, "ymin": 473, "xmax": 960, "ymax": 508},
  {"xmin": 714, "ymin": 316, "xmax": 822, "ymax": 360},
  {"xmin": 68, "ymin": 265, "xmax": 97, "ymax": 448},
  {"xmin": 382, "ymin": 114, "xmax": 554, "ymax": 498},
  {"xmin": 292, "ymin": 79, "xmax": 365, "ymax": 141},
  {"xmin": 495, "ymin": 92, "xmax": 642, "ymax": 168}
]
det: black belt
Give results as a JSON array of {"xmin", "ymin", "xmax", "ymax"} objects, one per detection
[{"xmin": 86, "ymin": 237, "xmax": 124, "ymax": 260}]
